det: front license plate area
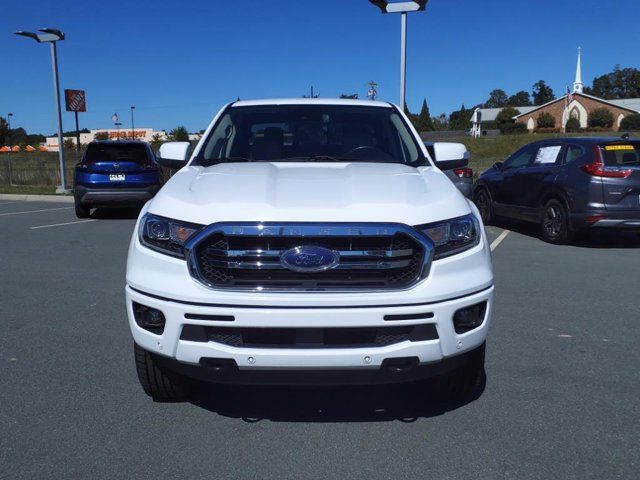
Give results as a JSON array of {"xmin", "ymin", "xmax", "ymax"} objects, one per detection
[{"xmin": 109, "ymin": 174, "xmax": 126, "ymax": 181}]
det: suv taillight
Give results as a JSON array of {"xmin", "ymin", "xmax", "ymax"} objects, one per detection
[
  {"xmin": 580, "ymin": 146, "xmax": 632, "ymax": 178},
  {"xmin": 453, "ymin": 167, "xmax": 473, "ymax": 178}
]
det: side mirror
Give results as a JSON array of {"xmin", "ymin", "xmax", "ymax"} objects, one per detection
[
  {"xmin": 158, "ymin": 142, "xmax": 191, "ymax": 169},
  {"xmin": 432, "ymin": 142, "xmax": 469, "ymax": 170},
  {"xmin": 492, "ymin": 161, "xmax": 503, "ymax": 171}
]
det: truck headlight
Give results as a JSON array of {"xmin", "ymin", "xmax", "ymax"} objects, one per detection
[
  {"xmin": 139, "ymin": 213, "xmax": 203, "ymax": 258},
  {"xmin": 418, "ymin": 214, "xmax": 481, "ymax": 259}
]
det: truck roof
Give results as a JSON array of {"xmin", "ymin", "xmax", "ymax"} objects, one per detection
[{"xmin": 231, "ymin": 98, "xmax": 393, "ymax": 108}]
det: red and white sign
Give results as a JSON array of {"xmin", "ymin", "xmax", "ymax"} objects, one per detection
[{"xmin": 65, "ymin": 89, "xmax": 87, "ymax": 112}]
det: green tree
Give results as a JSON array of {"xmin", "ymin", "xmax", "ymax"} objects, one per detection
[
  {"xmin": 0, "ymin": 116, "xmax": 8, "ymax": 146},
  {"xmin": 584, "ymin": 65, "xmax": 640, "ymax": 99},
  {"xmin": 536, "ymin": 112, "xmax": 556, "ymax": 128},
  {"xmin": 588, "ymin": 108, "xmax": 614, "ymax": 128},
  {"xmin": 415, "ymin": 98, "xmax": 434, "ymax": 132},
  {"xmin": 495, "ymin": 107, "xmax": 521, "ymax": 128},
  {"xmin": 150, "ymin": 133, "xmax": 165, "ymax": 151},
  {"xmin": 63, "ymin": 138, "xmax": 76, "ymax": 150},
  {"xmin": 507, "ymin": 90, "xmax": 532, "ymax": 106},
  {"xmin": 565, "ymin": 117, "xmax": 581, "ymax": 133},
  {"xmin": 170, "ymin": 126, "xmax": 189, "ymax": 141},
  {"xmin": 449, "ymin": 105, "xmax": 471, "ymax": 131},
  {"xmin": 485, "ymin": 89, "xmax": 508, "ymax": 108},
  {"xmin": 532, "ymin": 80, "xmax": 555, "ymax": 105},
  {"xmin": 620, "ymin": 113, "xmax": 640, "ymax": 131},
  {"xmin": 433, "ymin": 113, "xmax": 449, "ymax": 131},
  {"xmin": 94, "ymin": 131, "xmax": 109, "ymax": 140}
]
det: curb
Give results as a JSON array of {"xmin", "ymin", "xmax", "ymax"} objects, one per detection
[{"xmin": 0, "ymin": 194, "xmax": 74, "ymax": 203}]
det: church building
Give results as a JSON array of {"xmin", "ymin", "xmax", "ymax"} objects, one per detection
[{"xmin": 472, "ymin": 49, "xmax": 640, "ymax": 134}]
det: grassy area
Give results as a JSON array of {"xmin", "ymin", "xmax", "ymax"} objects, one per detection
[
  {"xmin": 0, "ymin": 185, "xmax": 64, "ymax": 195},
  {"xmin": 0, "ymin": 152, "xmax": 79, "ymax": 188}
]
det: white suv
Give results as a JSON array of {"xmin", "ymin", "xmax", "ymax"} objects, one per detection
[{"xmin": 126, "ymin": 99, "xmax": 493, "ymax": 401}]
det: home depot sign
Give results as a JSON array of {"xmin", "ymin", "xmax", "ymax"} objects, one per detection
[
  {"xmin": 108, "ymin": 130, "xmax": 147, "ymax": 139},
  {"xmin": 64, "ymin": 89, "xmax": 86, "ymax": 112}
]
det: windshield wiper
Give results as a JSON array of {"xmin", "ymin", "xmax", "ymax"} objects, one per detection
[{"xmin": 197, "ymin": 156, "xmax": 251, "ymax": 166}]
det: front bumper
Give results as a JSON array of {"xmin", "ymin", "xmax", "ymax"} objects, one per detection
[
  {"xmin": 75, "ymin": 184, "xmax": 160, "ymax": 206},
  {"xmin": 126, "ymin": 284, "xmax": 493, "ymax": 384},
  {"xmin": 125, "ymin": 200, "xmax": 494, "ymax": 385}
]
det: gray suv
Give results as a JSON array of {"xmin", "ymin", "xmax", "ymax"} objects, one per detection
[{"xmin": 473, "ymin": 137, "xmax": 640, "ymax": 244}]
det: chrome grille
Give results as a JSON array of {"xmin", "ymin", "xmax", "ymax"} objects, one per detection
[{"xmin": 185, "ymin": 223, "xmax": 433, "ymax": 291}]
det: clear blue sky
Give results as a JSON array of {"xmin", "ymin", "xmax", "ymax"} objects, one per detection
[{"xmin": 2, "ymin": 0, "xmax": 639, "ymax": 135}]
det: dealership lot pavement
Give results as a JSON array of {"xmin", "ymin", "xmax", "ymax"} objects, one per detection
[{"xmin": 1, "ymin": 200, "xmax": 639, "ymax": 480}]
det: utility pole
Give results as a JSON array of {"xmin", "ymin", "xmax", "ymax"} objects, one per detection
[{"xmin": 367, "ymin": 81, "xmax": 378, "ymax": 100}]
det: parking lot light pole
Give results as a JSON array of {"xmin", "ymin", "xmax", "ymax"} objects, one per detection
[
  {"xmin": 130, "ymin": 106, "xmax": 135, "ymax": 140},
  {"xmin": 368, "ymin": 1, "xmax": 428, "ymax": 112},
  {"xmin": 14, "ymin": 28, "xmax": 69, "ymax": 193},
  {"xmin": 7, "ymin": 113, "xmax": 14, "ymax": 185}
]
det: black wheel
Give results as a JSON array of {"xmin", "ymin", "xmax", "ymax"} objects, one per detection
[
  {"xmin": 541, "ymin": 199, "xmax": 573, "ymax": 244},
  {"xmin": 134, "ymin": 343, "xmax": 188, "ymax": 402},
  {"xmin": 473, "ymin": 189, "xmax": 493, "ymax": 224},
  {"xmin": 435, "ymin": 343, "xmax": 486, "ymax": 402},
  {"xmin": 74, "ymin": 200, "xmax": 91, "ymax": 218}
]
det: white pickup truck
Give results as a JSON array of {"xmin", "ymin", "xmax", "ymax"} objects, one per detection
[{"xmin": 126, "ymin": 98, "xmax": 494, "ymax": 402}]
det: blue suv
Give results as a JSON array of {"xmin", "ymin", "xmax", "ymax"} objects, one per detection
[{"xmin": 73, "ymin": 141, "xmax": 163, "ymax": 218}]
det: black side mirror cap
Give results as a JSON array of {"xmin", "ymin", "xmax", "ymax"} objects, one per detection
[{"xmin": 436, "ymin": 158, "xmax": 469, "ymax": 171}]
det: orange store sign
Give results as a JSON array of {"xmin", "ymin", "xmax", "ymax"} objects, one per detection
[{"xmin": 107, "ymin": 130, "xmax": 146, "ymax": 138}]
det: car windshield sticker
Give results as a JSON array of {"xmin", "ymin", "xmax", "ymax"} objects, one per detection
[
  {"xmin": 534, "ymin": 146, "xmax": 562, "ymax": 164},
  {"xmin": 604, "ymin": 145, "xmax": 634, "ymax": 151}
]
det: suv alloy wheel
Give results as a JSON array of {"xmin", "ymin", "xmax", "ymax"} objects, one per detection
[{"xmin": 541, "ymin": 199, "xmax": 572, "ymax": 244}]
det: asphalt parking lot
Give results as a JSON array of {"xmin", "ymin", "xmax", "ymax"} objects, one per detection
[{"xmin": 1, "ymin": 200, "xmax": 639, "ymax": 480}]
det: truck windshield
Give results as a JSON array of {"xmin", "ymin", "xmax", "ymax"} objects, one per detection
[{"xmin": 195, "ymin": 104, "xmax": 425, "ymax": 165}]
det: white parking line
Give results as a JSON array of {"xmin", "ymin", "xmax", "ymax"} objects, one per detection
[
  {"xmin": 0, "ymin": 202, "xmax": 19, "ymax": 205},
  {"xmin": 0, "ymin": 206, "xmax": 73, "ymax": 217},
  {"xmin": 490, "ymin": 229, "xmax": 510, "ymax": 251},
  {"xmin": 30, "ymin": 219, "xmax": 96, "ymax": 230}
]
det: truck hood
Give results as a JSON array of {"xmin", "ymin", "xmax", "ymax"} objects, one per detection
[{"xmin": 148, "ymin": 162, "xmax": 471, "ymax": 225}]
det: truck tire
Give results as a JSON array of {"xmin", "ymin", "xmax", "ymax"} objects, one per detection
[
  {"xmin": 436, "ymin": 342, "xmax": 486, "ymax": 402},
  {"xmin": 75, "ymin": 200, "xmax": 91, "ymax": 219},
  {"xmin": 134, "ymin": 343, "xmax": 188, "ymax": 402}
]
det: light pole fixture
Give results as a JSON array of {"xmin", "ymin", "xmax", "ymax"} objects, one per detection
[
  {"xmin": 130, "ymin": 106, "xmax": 136, "ymax": 139},
  {"xmin": 14, "ymin": 28, "xmax": 69, "ymax": 193},
  {"xmin": 368, "ymin": 1, "xmax": 428, "ymax": 111}
]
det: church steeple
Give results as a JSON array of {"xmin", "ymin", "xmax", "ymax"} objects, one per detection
[{"xmin": 573, "ymin": 47, "xmax": 584, "ymax": 93}]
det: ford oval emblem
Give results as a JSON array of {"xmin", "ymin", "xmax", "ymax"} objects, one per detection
[{"xmin": 280, "ymin": 246, "xmax": 340, "ymax": 273}]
